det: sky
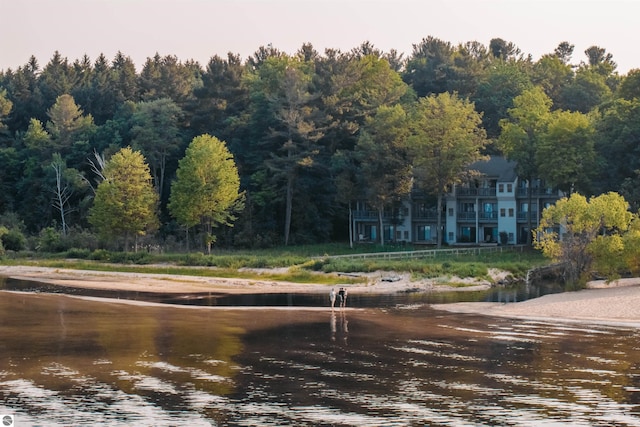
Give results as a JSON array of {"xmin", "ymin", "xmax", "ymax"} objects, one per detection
[{"xmin": 1, "ymin": 0, "xmax": 638, "ymax": 74}]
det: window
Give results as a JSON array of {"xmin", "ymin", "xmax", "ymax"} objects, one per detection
[
  {"xmin": 507, "ymin": 183, "xmax": 513, "ymax": 192},
  {"xmin": 508, "ymin": 232, "xmax": 514, "ymax": 242},
  {"xmin": 500, "ymin": 208, "xmax": 506, "ymax": 217},
  {"xmin": 484, "ymin": 203, "xmax": 496, "ymax": 213},
  {"xmin": 460, "ymin": 203, "xmax": 475, "ymax": 212},
  {"xmin": 508, "ymin": 208, "xmax": 514, "ymax": 217},
  {"xmin": 498, "ymin": 183, "xmax": 504, "ymax": 192},
  {"xmin": 417, "ymin": 225, "xmax": 432, "ymax": 241},
  {"xmin": 448, "ymin": 208, "xmax": 454, "ymax": 216},
  {"xmin": 448, "ymin": 232, "xmax": 454, "ymax": 241}
]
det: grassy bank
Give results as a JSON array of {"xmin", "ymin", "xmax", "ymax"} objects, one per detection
[{"xmin": 1, "ymin": 243, "xmax": 549, "ymax": 285}]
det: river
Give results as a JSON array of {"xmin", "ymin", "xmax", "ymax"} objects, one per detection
[{"xmin": 1, "ymin": 277, "xmax": 640, "ymax": 426}]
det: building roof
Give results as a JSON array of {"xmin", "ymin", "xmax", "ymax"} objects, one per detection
[{"xmin": 469, "ymin": 156, "xmax": 518, "ymax": 182}]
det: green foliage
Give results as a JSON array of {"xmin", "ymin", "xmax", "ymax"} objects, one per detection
[
  {"xmin": 0, "ymin": 226, "xmax": 7, "ymax": 255},
  {"xmin": 130, "ymin": 97, "xmax": 183, "ymax": 196},
  {"xmin": 169, "ymin": 134, "xmax": 244, "ymax": 252},
  {"xmin": 537, "ymin": 109, "xmax": 596, "ymax": 194},
  {"xmin": 0, "ymin": 42, "xmax": 636, "ymax": 250},
  {"xmin": 2, "ymin": 228, "xmax": 26, "ymax": 251},
  {"xmin": 89, "ymin": 147, "xmax": 159, "ymax": 250},
  {"xmin": 534, "ymin": 192, "xmax": 635, "ymax": 282},
  {"xmin": 408, "ymin": 92, "xmax": 488, "ymax": 247},
  {"xmin": 64, "ymin": 248, "xmax": 92, "ymax": 259},
  {"xmin": 37, "ymin": 227, "xmax": 62, "ymax": 252}
]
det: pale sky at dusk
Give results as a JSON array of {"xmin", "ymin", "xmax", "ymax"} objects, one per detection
[{"xmin": 1, "ymin": 0, "xmax": 638, "ymax": 74}]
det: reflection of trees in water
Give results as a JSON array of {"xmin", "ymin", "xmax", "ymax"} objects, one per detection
[{"xmin": 0, "ymin": 292, "xmax": 244, "ymax": 397}]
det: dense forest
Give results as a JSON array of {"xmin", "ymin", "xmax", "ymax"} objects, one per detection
[{"xmin": 1, "ymin": 37, "xmax": 639, "ymax": 252}]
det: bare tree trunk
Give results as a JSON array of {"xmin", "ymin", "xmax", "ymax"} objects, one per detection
[
  {"xmin": 52, "ymin": 162, "xmax": 69, "ymax": 236},
  {"xmin": 284, "ymin": 173, "xmax": 293, "ymax": 246},
  {"xmin": 378, "ymin": 208, "xmax": 385, "ymax": 246},
  {"xmin": 348, "ymin": 201, "xmax": 353, "ymax": 249},
  {"xmin": 527, "ymin": 178, "xmax": 533, "ymax": 245},
  {"xmin": 436, "ymin": 194, "xmax": 443, "ymax": 249}
]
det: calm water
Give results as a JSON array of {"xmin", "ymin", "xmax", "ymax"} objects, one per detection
[{"xmin": 1, "ymin": 278, "xmax": 640, "ymax": 426}]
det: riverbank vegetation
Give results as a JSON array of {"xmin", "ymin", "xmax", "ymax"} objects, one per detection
[
  {"xmin": 1, "ymin": 39, "xmax": 639, "ymax": 284},
  {"xmin": 1, "ymin": 39, "xmax": 639, "ymax": 257},
  {"xmin": 0, "ymin": 244, "xmax": 547, "ymax": 285}
]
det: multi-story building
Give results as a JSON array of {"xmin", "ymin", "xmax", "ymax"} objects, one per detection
[{"xmin": 352, "ymin": 156, "xmax": 564, "ymax": 245}]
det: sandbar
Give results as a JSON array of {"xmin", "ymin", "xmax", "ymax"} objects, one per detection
[
  {"xmin": 433, "ymin": 277, "xmax": 640, "ymax": 328},
  {"xmin": 2, "ymin": 265, "xmax": 640, "ymax": 327}
]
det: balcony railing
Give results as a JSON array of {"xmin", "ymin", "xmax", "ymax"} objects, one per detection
[
  {"xmin": 517, "ymin": 211, "xmax": 538, "ymax": 221},
  {"xmin": 516, "ymin": 188, "xmax": 557, "ymax": 197},
  {"xmin": 479, "ymin": 211, "xmax": 498, "ymax": 221},
  {"xmin": 353, "ymin": 210, "xmax": 407, "ymax": 221},
  {"xmin": 457, "ymin": 211, "xmax": 498, "ymax": 222},
  {"xmin": 353, "ymin": 210, "xmax": 379, "ymax": 220},
  {"xmin": 457, "ymin": 212, "xmax": 476, "ymax": 221},
  {"xmin": 456, "ymin": 187, "xmax": 497, "ymax": 197},
  {"xmin": 412, "ymin": 210, "xmax": 443, "ymax": 221}
]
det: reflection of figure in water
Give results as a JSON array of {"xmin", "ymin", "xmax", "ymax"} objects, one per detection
[
  {"xmin": 330, "ymin": 288, "xmax": 336, "ymax": 310},
  {"xmin": 329, "ymin": 311, "xmax": 348, "ymax": 343},
  {"xmin": 330, "ymin": 312, "xmax": 336, "ymax": 341},
  {"xmin": 341, "ymin": 311, "xmax": 348, "ymax": 334}
]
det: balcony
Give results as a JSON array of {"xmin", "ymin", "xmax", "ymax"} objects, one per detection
[
  {"xmin": 516, "ymin": 188, "xmax": 557, "ymax": 197},
  {"xmin": 517, "ymin": 211, "xmax": 538, "ymax": 222},
  {"xmin": 353, "ymin": 210, "xmax": 379, "ymax": 220},
  {"xmin": 457, "ymin": 211, "xmax": 498, "ymax": 222},
  {"xmin": 457, "ymin": 212, "xmax": 476, "ymax": 221},
  {"xmin": 353, "ymin": 210, "xmax": 407, "ymax": 222},
  {"xmin": 456, "ymin": 187, "xmax": 497, "ymax": 197},
  {"xmin": 412, "ymin": 209, "xmax": 443, "ymax": 221},
  {"xmin": 479, "ymin": 211, "xmax": 498, "ymax": 221}
]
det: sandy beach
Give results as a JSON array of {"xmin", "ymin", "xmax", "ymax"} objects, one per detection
[
  {"xmin": 433, "ymin": 277, "xmax": 640, "ymax": 327},
  {"xmin": 2, "ymin": 265, "xmax": 640, "ymax": 326},
  {"xmin": 0, "ymin": 265, "xmax": 494, "ymax": 295}
]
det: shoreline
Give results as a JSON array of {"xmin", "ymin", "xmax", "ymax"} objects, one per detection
[
  {"xmin": 433, "ymin": 277, "xmax": 640, "ymax": 328},
  {"xmin": 0, "ymin": 265, "xmax": 493, "ymax": 295},
  {"xmin": 2, "ymin": 265, "xmax": 640, "ymax": 327}
]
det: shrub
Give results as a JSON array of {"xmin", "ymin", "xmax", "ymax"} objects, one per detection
[
  {"xmin": 90, "ymin": 249, "xmax": 112, "ymax": 261},
  {"xmin": 64, "ymin": 248, "xmax": 92, "ymax": 259},
  {"xmin": 2, "ymin": 228, "xmax": 27, "ymax": 251},
  {"xmin": 37, "ymin": 227, "xmax": 62, "ymax": 252},
  {"xmin": 0, "ymin": 226, "xmax": 7, "ymax": 255}
]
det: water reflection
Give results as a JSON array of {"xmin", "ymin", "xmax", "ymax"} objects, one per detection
[
  {"xmin": 1, "ymin": 290, "xmax": 640, "ymax": 426},
  {"xmin": 330, "ymin": 311, "xmax": 349, "ymax": 344},
  {"xmin": 0, "ymin": 276, "xmax": 566, "ymax": 308}
]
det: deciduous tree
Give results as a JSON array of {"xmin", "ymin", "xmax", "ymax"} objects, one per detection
[
  {"xmin": 537, "ymin": 110, "xmax": 596, "ymax": 194},
  {"xmin": 354, "ymin": 104, "xmax": 412, "ymax": 246},
  {"xmin": 409, "ymin": 92, "xmax": 488, "ymax": 247},
  {"xmin": 168, "ymin": 134, "xmax": 244, "ymax": 253},
  {"xmin": 89, "ymin": 147, "xmax": 159, "ymax": 250},
  {"xmin": 534, "ymin": 192, "xmax": 634, "ymax": 283},
  {"xmin": 498, "ymin": 87, "xmax": 552, "ymax": 244}
]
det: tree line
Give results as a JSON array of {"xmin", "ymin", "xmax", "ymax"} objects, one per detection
[{"xmin": 1, "ymin": 37, "xmax": 639, "ymax": 252}]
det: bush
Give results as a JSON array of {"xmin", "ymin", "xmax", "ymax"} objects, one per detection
[
  {"xmin": 90, "ymin": 249, "xmax": 112, "ymax": 261},
  {"xmin": 0, "ymin": 226, "xmax": 7, "ymax": 255},
  {"xmin": 2, "ymin": 228, "xmax": 27, "ymax": 251},
  {"xmin": 64, "ymin": 248, "xmax": 92, "ymax": 259},
  {"xmin": 37, "ymin": 227, "xmax": 63, "ymax": 252}
]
